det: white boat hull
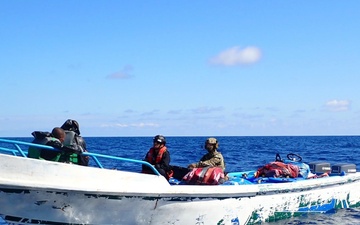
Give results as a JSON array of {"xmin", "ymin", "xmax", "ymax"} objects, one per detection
[{"xmin": 0, "ymin": 154, "xmax": 360, "ymax": 225}]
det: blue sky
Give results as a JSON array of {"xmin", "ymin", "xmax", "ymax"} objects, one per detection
[{"xmin": 1, "ymin": 1, "xmax": 359, "ymax": 137}]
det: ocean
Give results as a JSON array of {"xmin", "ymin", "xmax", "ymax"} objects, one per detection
[{"xmin": 1, "ymin": 136, "xmax": 360, "ymax": 224}]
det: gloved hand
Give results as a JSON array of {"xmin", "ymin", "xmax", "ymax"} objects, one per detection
[
  {"xmin": 188, "ymin": 163, "xmax": 197, "ymax": 169},
  {"xmin": 61, "ymin": 145, "xmax": 78, "ymax": 154},
  {"xmin": 47, "ymin": 140, "xmax": 63, "ymax": 150},
  {"xmin": 155, "ymin": 164, "xmax": 162, "ymax": 170}
]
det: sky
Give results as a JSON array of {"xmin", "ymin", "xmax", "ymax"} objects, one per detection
[{"xmin": 1, "ymin": 1, "xmax": 360, "ymax": 137}]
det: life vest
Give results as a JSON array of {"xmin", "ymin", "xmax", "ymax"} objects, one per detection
[
  {"xmin": 289, "ymin": 161, "xmax": 310, "ymax": 178},
  {"xmin": 39, "ymin": 137, "xmax": 62, "ymax": 161},
  {"xmin": 60, "ymin": 130, "xmax": 89, "ymax": 165},
  {"xmin": 144, "ymin": 146, "xmax": 173, "ymax": 179},
  {"xmin": 28, "ymin": 131, "xmax": 61, "ymax": 161},
  {"xmin": 182, "ymin": 167, "xmax": 225, "ymax": 185},
  {"xmin": 255, "ymin": 161, "xmax": 299, "ymax": 178},
  {"xmin": 146, "ymin": 146, "xmax": 167, "ymax": 164}
]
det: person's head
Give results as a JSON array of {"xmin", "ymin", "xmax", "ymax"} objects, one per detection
[
  {"xmin": 204, "ymin": 137, "xmax": 218, "ymax": 152},
  {"xmin": 52, "ymin": 127, "xmax": 66, "ymax": 143},
  {"xmin": 153, "ymin": 135, "xmax": 166, "ymax": 149},
  {"xmin": 61, "ymin": 119, "xmax": 81, "ymax": 135}
]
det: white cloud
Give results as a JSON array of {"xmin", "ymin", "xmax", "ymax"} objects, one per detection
[
  {"xmin": 101, "ymin": 122, "xmax": 159, "ymax": 128},
  {"xmin": 209, "ymin": 46, "xmax": 262, "ymax": 66},
  {"xmin": 232, "ymin": 112, "xmax": 263, "ymax": 120},
  {"xmin": 141, "ymin": 110, "xmax": 160, "ymax": 116},
  {"xmin": 324, "ymin": 99, "xmax": 350, "ymax": 112},
  {"xmin": 107, "ymin": 65, "xmax": 134, "ymax": 79},
  {"xmin": 124, "ymin": 109, "xmax": 136, "ymax": 114},
  {"xmin": 191, "ymin": 106, "xmax": 224, "ymax": 114},
  {"xmin": 168, "ymin": 109, "xmax": 182, "ymax": 114}
]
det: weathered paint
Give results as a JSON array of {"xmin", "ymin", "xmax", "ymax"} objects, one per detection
[{"xmin": 0, "ymin": 154, "xmax": 360, "ymax": 225}]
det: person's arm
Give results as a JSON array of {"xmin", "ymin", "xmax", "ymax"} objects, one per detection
[
  {"xmin": 156, "ymin": 151, "xmax": 172, "ymax": 171},
  {"xmin": 188, "ymin": 154, "xmax": 208, "ymax": 169},
  {"xmin": 76, "ymin": 136, "xmax": 87, "ymax": 152},
  {"xmin": 143, "ymin": 151, "xmax": 150, "ymax": 161},
  {"xmin": 50, "ymin": 140, "xmax": 82, "ymax": 155},
  {"xmin": 197, "ymin": 155, "xmax": 222, "ymax": 168},
  {"xmin": 142, "ymin": 151, "xmax": 153, "ymax": 173},
  {"xmin": 62, "ymin": 144, "xmax": 83, "ymax": 154}
]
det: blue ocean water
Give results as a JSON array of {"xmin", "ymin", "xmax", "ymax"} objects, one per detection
[{"xmin": 1, "ymin": 136, "xmax": 360, "ymax": 224}]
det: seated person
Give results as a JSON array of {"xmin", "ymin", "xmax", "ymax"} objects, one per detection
[
  {"xmin": 60, "ymin": 119, "xmax": 89, "ymax": 166},
  {"xmin": 28, "ymin": 127, "xmax": 66, "ymax": 161},
  {"xmin": 171, "ymin": 137, "xmax": 226, "ymax": 181},
  {"xmin": 142, "ymin": 135, "xmax": 173, "ymax": 180},
  {"xmin": 188, "ymin": 137, "xmax": 225, "ymax": 171},
  {"xmin": 28, "ymin": 127, "xmax": 82, "ymax": 163}
]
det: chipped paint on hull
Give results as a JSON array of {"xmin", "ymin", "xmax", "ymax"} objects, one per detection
[{"xmin": 0, "ymin": 154, "xmax": 360, "ymax": 225}]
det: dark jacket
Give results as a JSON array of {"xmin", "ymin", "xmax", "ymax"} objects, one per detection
[
  {"xmin": 142, "ymin": 148, "xmax": 172, "ymax": 178},
  {"xmin": 59, "ymin": 130, "xmax": 89, "ymax": 166}
]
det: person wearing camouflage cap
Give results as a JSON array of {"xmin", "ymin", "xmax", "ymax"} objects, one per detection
[{"xmin": 188, "ymin": 137, "xmax": 225, "ymax": 171}]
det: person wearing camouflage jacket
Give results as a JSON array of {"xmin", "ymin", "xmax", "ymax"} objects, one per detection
[{"xmin": 188, "ymin": 137, "xmax": 225, "ymax": 171}]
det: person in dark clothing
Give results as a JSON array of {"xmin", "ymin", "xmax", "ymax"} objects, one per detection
[
  {"xmin": 60, "ymin": 119, "xmax": 87, "ymax": 151},
  {"xmin": 60, "ymin": 119, "xmax": 89, "ymax": 166},
  {"xmin": 28, "ymin": 127, "xmax": 79, "ymax": 162},
  {"xmin": 40, "ymin": 127, "xmax": 66, "ymax": 160},
  {"xmin": 142, "ymin": 135, "xmax": 173, "ymax": 180}
]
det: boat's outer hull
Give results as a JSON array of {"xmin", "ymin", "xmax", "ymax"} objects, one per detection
[{"xmin": 0, "ymin": 154, "xmax": 360, "ymax": 225}]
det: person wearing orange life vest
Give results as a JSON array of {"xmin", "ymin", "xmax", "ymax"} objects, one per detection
[{"xmin": 142, "ymin": 135, "xmax": 173, "ymax": 180}]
